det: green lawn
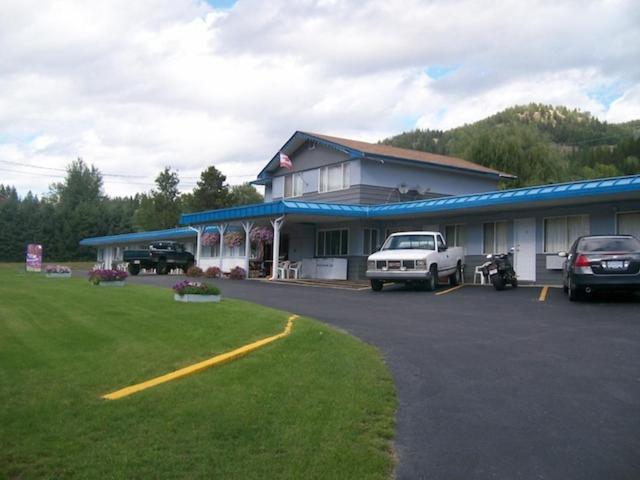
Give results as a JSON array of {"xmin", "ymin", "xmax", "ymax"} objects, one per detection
[{"xmin": 0, "ymin": 265, "xmax": 396, "ymax": 479}]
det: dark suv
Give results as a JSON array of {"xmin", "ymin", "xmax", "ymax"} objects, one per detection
[{"xmin": 559, "ymin": 235, "xmax": 640, "ymax": 301}]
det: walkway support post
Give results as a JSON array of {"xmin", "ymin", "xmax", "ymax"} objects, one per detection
[
  {"xmin": 217, "ymin": 223, "xmax": 227, "ymax": 272},
  {"xmin": 270, "ymin": 216, "xmax": 285, "ymax": 280},
  {"xmin": 241, "ymin": 221, "xmax": 254, "ymax": 277},
  {"xmin": 187, "ymin": 225, "xmax": 204, "ymax": 267}
]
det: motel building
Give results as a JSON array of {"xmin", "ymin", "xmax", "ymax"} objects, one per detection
[{"xmin": 81, "ymin": 131, "xmax": 640, "ymax": 285}]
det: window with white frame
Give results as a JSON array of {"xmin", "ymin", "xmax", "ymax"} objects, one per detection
[
  {"xmin": 284, "ymin": 172, "xmax": 304, "ymax": 198},
  {"xmin": 445, "ymin": 224, "xmax": 466, "ymax": 248},
  {"xmin": 363, "ymin": 228, "xmax": 379, "ymax": 255},
  {"xmin": 201, "ymin": 244, "xmax": 220, "ymax": 257},
  {"xmin": 544, "ymin": 215, "xmax": 589, "ymax": 253},
  {"xmin": 319, "ymin": 163, "xmax": 350, "ymax": 193},
  {"xmin": 317, "ymin": 229, "xmax": 349, "ymax": 256},
  {"xmin": 483, "ymin": 221, "xmax": 509, "ymax": 254},
  {"xmin": 617, "ymin": 211, "xmax": 640, "ymax": 239}
]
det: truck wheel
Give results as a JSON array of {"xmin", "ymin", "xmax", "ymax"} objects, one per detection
[
  {"xmin": 511, "ymin": 277, "xmax": 518, "ymax": 288},
  {"xmin": 128, "ymin": 264, "xmax": 140, "ymax": 276},
  {"xmin": 426, "ymin": 265, "xmax": 438, "ymax": 291},
  {"xmin": 449, "ymin": 262, "xmax": 462, "ymax": 285},
  {"xmin": 491, "ymin": 274, "xmax": 505, "ymax": 291},
  {"xmin": 157, "ymin": 261, "xmax": 168, "ymax": 275},
  {"xmin": 371, "ymin": 280, "xmax": 384, "ymax": 292}
]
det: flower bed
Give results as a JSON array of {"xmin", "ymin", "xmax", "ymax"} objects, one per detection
[
  {"xmin": 186, "ymin": 265, "xmax": 204, "ymax": 277},
  {"xmin": 88, "ymin": 269, "xmax": 128, "ymax": 286},
  {"xmin": 173, "ymin": 280, "xmax": 221, "ymax": 303},
  {"xmin": 204, "ymin": 266, "xmax": 221, "ymax": 278},
  {"xmin": 45, "ymin": 265, "xmax": 72, "ymax": 278},
  {"xmin": 228, "ymin": 266, "xmax": 246, "ymax": 280}
]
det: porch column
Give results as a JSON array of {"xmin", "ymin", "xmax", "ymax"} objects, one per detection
[
  {"xmin": 270, "ymin": 216, "xmax": 285, "ymax": 280},
  {"xmin": 241, "ymin": 221, "xmax": 254, "ymax": 276},
  {"xmin": 188, "ymin": 225, "xmax": 204, "ymax": 267},
  {"xmin": 217, "ymin": 223, "xmax": 227, "ymax": 271}
]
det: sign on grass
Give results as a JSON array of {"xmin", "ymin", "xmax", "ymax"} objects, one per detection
[{"xmin": 26, "ymin": 244, "xmax": 43, "ymax": 272}]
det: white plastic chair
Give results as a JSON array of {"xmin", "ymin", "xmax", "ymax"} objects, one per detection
[
  {"xmin": 276, "ymin": 261, "xmax": 290, "ymax": 279},
  {"xmin": 474, "ymin": 262, "xmax": 491, "ymax": 284},
  {"xmin": 288, "ymin": 261, "xmax": 301, "ymax": 279}
]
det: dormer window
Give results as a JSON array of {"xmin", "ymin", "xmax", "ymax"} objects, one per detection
[
  {"xmin": 319, "ymin": 162, "xmax": 350, "ymax": 193},
  {"xmin": 284, "ymin": 172, "xmax": 304, "ymax": 198}
]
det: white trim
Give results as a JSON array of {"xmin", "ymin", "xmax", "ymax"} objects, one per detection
[{"xmin": 316, "ymin": 227, "xmax": 350, "ymax": 256}]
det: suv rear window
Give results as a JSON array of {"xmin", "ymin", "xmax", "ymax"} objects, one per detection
[{"xmin": 578, "ymin": 237, "xmax": 640, "ymax": 253}]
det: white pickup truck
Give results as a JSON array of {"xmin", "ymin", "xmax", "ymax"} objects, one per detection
[{"xmin": 366, "ymin": 231, "xmax": 465, "ymax": 291}]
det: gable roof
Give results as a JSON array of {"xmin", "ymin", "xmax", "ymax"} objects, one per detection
[
  {"xmin": 255, "ymin": 130, "xmax": 514, "ymax": 182},
  {"xmin": 306, "ymin": 132, "xmax": 514, "ymax": 178}
]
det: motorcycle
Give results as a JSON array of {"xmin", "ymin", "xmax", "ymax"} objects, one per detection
[{"xmin": 482, "ymin": 249, "xmax": 518, "ymax": 291}]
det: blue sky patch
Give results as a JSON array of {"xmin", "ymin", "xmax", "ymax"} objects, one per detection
[
  {"xmin": 425, "ymin": 65, "xmax": 458, "ymax": 80},
  {"xmin": 588, "ymin": 84, "xmax": 623, "ymax": 109},
  {"xmin": 204, "ymin": 0, "xmax": 237, "ymax": 9}
]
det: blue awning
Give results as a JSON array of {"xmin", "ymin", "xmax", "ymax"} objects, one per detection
[
  {"xmin": 79, "ymin": 226, "xmax": 219, "ymax": 247},
  {"xmin": 80, "ymin": 174, "xmax": 640, "ymax": 245},
  {"xmin": 179, "ymin": 174, "xmax": 640, "ymax": 224}
]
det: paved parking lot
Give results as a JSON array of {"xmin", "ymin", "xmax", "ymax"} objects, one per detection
[{"xmin": 125, "ymin": 274, "xmax": 640, "ymax": 480}]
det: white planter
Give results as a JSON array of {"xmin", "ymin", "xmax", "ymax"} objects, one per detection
[
  {"xmin": 174, "ymin": 293, "xmax": 221, "ymax": 303},
  {"xmin": 46, "ymin": 273, "xmax": 72, "ymax": 278},
  {"xmin": 99, "ymin": 281, "xmax": 126, "ymax": 287}
]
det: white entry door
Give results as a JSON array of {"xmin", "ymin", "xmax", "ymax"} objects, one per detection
[{"xmin": 514, "ymin": 218, "xmax": 536, "ymax": 282}]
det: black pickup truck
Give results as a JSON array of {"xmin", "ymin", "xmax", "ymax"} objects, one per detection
[{"xmin": 123, "ymin": 241, "xmax": 195, "ymax": 275}]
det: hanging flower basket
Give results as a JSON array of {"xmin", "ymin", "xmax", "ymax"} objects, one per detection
[
  {"xmin": 201, "ymin": 232, "xmax": 220, "ymax": 246},
  {"xmin": 249, "ymin": 226, "xmax": 273, "ymax": 245},
  {"xmin": 224, "ymin": 232, "xmax": 244, "ymax": 247}
]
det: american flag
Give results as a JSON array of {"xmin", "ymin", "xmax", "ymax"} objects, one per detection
[{"xmin": 279, "ymin": 152, "xmax": 292, "ymax": 170}]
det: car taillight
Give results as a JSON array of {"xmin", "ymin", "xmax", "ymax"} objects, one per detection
[{"xmin": 574, "ymin": 254, "xmax": 590, "ymax": 267}]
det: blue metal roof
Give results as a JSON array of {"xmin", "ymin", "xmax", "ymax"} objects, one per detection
[
  {"xmin": 81, "ymin": 174, "xmax": 640, "ymax": 245},
  {"xmin": 181, "ymin": 174, "xmax": 640, "ymax": 224},
  {"xmin": 367, "ymin": 174, "xmax": 640, "ymax": 217},
  {"xmin": 79, "ymin": 226, "xmax": 219, "ymax": 246}
]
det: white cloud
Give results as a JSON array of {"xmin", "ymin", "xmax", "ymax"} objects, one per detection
[{"xmin": 0, "ymin": 0, "xmax": 638, "ymax": 197}]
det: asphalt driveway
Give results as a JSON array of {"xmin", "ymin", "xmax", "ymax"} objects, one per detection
[{"xmin": 124, "ymin": 274, "xmax": 640, "ymax": 480}]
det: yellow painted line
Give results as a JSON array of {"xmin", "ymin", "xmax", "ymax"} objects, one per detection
[
  {"xmin": 435, "ymin": 284, "xmax": 465, "ymax": 296},
  {"xmin": 538, "ymin": 286, "xmax": 549, "ymax": 302},
  {"xmin": 102, "ymin": 315, "xmax": 298, "ymax": 400}
]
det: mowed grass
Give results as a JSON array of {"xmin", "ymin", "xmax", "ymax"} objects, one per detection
[{"xmin": 0, "ymin": 265, "xmax": 396, "ymax": 479}]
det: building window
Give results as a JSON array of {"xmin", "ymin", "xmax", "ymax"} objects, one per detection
[
  {"xmin": 114, "ymin": 247, "xmax": 123, "ymax": 261},
  {"xmin": 445, "ymin": 224, "xmax": 466, "ymax": 248},
  {"xmin": 617, "ymin": 211, "xmax": 640, "ymax": 238},
  {"xmin": 483, "ymin": 221, "xmax": 509, "ymax": 254},
  {"xmin": 544, "ymin": 215, "xmax": 589, "ymax": 253},
  {"xmin": 284, "ymin": 172, "xmax": 304, "ymax": 198},
  {"xmin": 201, "ymin": 244, "xmax": 220, "ymax": 257},
  {"xmin": 317, "ymin": 229, "xmax": 349, "ymax": 256},
  {"xmin": 319, "ymin": 163, "xmax": 350, "ymax": 193},
  {"xmin": 97, "ymin": 248, "xmax": 104, "ymax": 261},
  {"xmin": 363, "ymin": 228, "xmax": 379, "ymax": 255}
]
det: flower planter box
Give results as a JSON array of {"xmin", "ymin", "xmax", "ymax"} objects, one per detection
[
  {"xmin": 46, "ymin": 273, "xmax": 72, "ymax": 278},
  {"xmin": 174, "ymin": 294, "xmax": 221, "ymax": 303},
  {"xmin": 99, "ymin": 281, "xmax": 126, "ymax": 287}
]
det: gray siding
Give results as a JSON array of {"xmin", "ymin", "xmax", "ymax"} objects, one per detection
[{"xmin": 536, "ymin": 254, "xmax": 563, "ymax": 285}]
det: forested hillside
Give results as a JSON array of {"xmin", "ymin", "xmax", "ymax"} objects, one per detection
[{"xmin": 383, "ymin": 104, "xmax": 640, "ymax": 187}]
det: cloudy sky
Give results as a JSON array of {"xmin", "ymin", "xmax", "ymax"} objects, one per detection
[{"xmin": 1, "ymin": 0, "xmax": 639, "ymax": 197}]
